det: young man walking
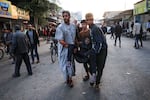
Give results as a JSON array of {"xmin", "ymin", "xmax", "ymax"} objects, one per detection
[
  {"xmin": 55, "ymin": 11, "xmax": 76, "ymax": 88},
  {"xmin": 114, "ymin": 22, "xmax": 122, "ymax": 48},
  {"xmin": 85, "ymin": 13, "xmax": 108, "ymax": 89},
  {"xmin": 26, "ymin": 24, "xmax": 40, "ymax": 64}
]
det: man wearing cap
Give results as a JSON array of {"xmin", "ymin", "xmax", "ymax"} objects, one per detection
[
  {"xmin": 85, "ymin": 13, "xmax": 108, "ymax": 89},
  {"xmin": 11, "ymin": 25, "xmax": 32, "ymax": 77},
  {"xmin": 26, "ymin": 24, "xmax": 40, "ymax": 64}
]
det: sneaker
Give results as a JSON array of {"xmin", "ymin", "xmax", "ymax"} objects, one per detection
[
  {"xmin": 83, "ymin": 76, "xmax": 89, "ymax": 81},
  {"xmin": 90, "ymin": 73, "xmax": 96, "ymax": 86},
  {"xmin": 28, "ymin": 72, "xmax": 33, "ymax": 76},
  {"xmin": 12, "ymin": 74, "xmax": 20, "ymax": 78}
]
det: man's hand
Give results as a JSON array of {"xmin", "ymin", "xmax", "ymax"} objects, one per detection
[{"xmin": 64, "ymin": 44, "xmax": 68, "ymax": 48}]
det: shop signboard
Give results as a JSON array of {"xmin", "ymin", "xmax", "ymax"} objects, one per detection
[
  {"xmin": 134, "ymin": 0, "xmax": 147, "ymax": 15},
  {"xmin": 0, "ymin": 0, "xmax": 12, "ymax": 18},
  {"xmin": 17, "ymin": 7, "xmax": 30, "ymax": 20},
  {"xmin": 147, "ymin": 0, "xmax": 150, "ymax": 10},
  {"xmin": 11, "ymin": 5, "xmax": 18, "ymax": 19}
]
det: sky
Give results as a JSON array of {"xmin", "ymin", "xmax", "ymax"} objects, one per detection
[{"xmin": 59, "ymin": 0, "xmax": 140, "ymax": 19}]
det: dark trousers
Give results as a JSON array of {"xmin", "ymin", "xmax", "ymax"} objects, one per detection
[
  {"xmin": 31, "ymin": 44, "xmax": 39, "ymax": 62},
  {"xmin": 83, "ymin": 61, "xmax": 92, "ymax": 75},
  {"xmin": 115, "ymin": 36, "xmax": 121, "ymax": 46},
  {"xmin": 110, "ymin": 32, "xmax": 114, "ymax": 39},
  {"xmin": 96, "ymin": 48, "xmax": 107, "ymax": 85},
  {"xmin": 89, "ymin": 54, "xmax": 97, "ymax": 74},
  {"xmin": 67, "ymin": 44, "xmax": 75, "ymax": 62},
  {"xmin": 83, "ymin": 63, "xmax": 89, "ymax": 74},
  {"xmin": 135, "ymin": 34, "xmax": 143, "ymax": 48},
  {"xmin": 14, "ymin": 53, "xmax": 32, "ymax": 75}
]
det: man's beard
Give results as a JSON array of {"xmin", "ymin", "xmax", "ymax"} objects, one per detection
[{"xmin": 64, "ymin": 19, "xmax": 70, "ymax": 24}]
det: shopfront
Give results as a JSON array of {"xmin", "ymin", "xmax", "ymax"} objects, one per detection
[
  {"xmin": 134, "ymin": 0, "xmax": 150, "ymax": 32},
  {"xmin": 0, "ymin": 0, "xmax": 30, "ymax": 41}
]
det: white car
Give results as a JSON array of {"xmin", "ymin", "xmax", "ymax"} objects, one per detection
[{"xmin": 107, "ymin": 26, "xmax": 111, "ymax": 34}]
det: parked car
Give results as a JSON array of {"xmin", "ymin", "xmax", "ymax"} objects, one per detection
[{"xmin": 107, "ymin": 26, "xmax": 111, "ymax": 34}]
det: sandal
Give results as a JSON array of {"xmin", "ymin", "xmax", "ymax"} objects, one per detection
[
  {"xmin": 83, "ymin": 76, "xmax": 89, "ymax": 81},
  {"xmin": 95, "ymin": 84, "xmax": 100, "ymax": 89},
  {"xmin": 68, "ymin": 79, "xmax": 74, "ymax": 88}
]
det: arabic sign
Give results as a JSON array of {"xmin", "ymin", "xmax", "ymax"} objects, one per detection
[
  {"xmin": 134, "ymin": 0, "xmax": 147, "ymax": 15},
  {"xmin": 0, "ymin": 0, "xmax": 12, "ymax": 18}
]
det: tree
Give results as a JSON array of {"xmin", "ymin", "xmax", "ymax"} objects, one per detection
[{"xmin": 10, "ymin": 0, "xmax": 61, "ymax": 30}]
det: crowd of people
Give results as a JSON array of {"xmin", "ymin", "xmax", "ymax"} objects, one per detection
[
  {"xmin": 0, "ymin": 24, "xmax": 41, "ymax": 77},
  {"xmin": 1, "ymin": 10, "xmax": 149, "ymax": 90},
  {"xmin": 101, "ymin": 19, "xmax": 147, "ymax": 49}
]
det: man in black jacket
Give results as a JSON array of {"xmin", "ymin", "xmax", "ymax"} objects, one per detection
[
  {"xmin": 11, "ymin": 25, "xmax": 32, "ymax": 77},
  {"xmin": 114, "ymin": 22, "xmax": 122, "ymax": 48},
  {"xmin": 85, "ymin": 13, "xmax": 108, "ymax": 89},
  {"xmin": 26, "ymin": 24, "xmax": 40, "ymax": 64}
]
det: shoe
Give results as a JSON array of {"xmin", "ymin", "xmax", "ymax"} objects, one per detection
[
  {"xmin": 28, "ymin": 72, "xmax": 33, "ymax": 76},
  {"xmin": 89, "ymin": 74, "xmax": 96, "ymax": 86},
  {"xmin": 83, "ymin": 76, "xmax": 89, "ymax": 81},
  {"xmin": 114, "ymin": 44, "xmax": 116, "ymax": 46},
  {"xmin": 36, "ymin": 60, "xmax": 40, "ymax": 64},
  {"xmin": 68, "ymin": 79, "xmax": 74, "ymax": 88},
  {"xmin": 12, "ymin": 74, "xmax": 20, "ymax": 78},
  {"xmin": 95, "ymin": 84, "xmax": 100, "ymax": 89},
  {"xmin": 12, "ymin": 61, "xmax": 15, "ymax": 64},
  {"xmin": 90, "ymin": 82, "xmax": 94, "ymax": 86},
  {"xmin": 31, "ymin": 61, "xmax": 34, "ymax": 64}
]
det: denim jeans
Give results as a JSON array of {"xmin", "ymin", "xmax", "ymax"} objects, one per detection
[{"xmin": 30, "ymin": 44, "xmax": 39, "ymax": 62}]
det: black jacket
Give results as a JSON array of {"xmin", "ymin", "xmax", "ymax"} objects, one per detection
[
  {"xmin": 26, "ymin": 30, "xmax": 39, "ymax": 45},
  {"xmin": 11, "ymin": 31, "xmax": 29, "ymax": 55},
  {"xmin": 89, "ymin": 24, "xmax": 107, "ymax": 54},
  {"xmin": 115, "ymin": 24, "xmax": 122, "ymax": 36}
]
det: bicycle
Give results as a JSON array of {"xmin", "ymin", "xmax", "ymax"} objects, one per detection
[{"xmin": 49, "ymin": 39, "xmax": 58, "ymax": 63}]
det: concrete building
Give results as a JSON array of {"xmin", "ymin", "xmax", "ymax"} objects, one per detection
[
  {"xmin": 0, "ymin": 0, "xmax": 30, "ymax": 40},
  {"xmin": 103, "ymin": 11, "xmax": 122, "ymax": 26}
]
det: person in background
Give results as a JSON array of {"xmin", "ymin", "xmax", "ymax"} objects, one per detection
[
  {"xmin": 26, "ymin": 24, "xmax": 40, "ymax": 64},
  {"xmin": 49, "ymin": 22, "xmax": 57, "ymax": 38},
  {"xmin": 146, "ymin": 20, "xmax": 150, "ymax": 33},
  {"xmin": 101, "ymin": 24, "xmax": 107, "ymax": 35},
  {"xmin": 110, "ymin": 25, "xmax": 115, "ymax": 39},
  {"xmin": 6, "ymin": 29, "xmax": 15, "ymax": 64},
  {"xmin": 133, "ymin": 20, "xmax": 143, "ymax": 49},
  {"xmin": 114, "ymin": 22, "xmax": 122, "ymax": 48},
  {"xmin": 3, "ymin": 29, "xmax": 9, "ymax": 53},
  {"xmin": 85, "ymin": 13, "xmax": 108, "ymax": 89},
  {"xmin": 11, "ymin": 25, "xmax": 32, "ymax": 77}
]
